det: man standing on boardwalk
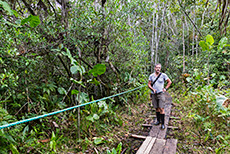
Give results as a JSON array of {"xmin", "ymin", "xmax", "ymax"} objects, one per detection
[{"xmin": 148, "ymin": 63, "xmax": 172, "ymax": 129}]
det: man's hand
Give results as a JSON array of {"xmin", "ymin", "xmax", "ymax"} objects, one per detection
[
  {"xmin": 152, "ymin": 89, "xmax": 156, "ymax": 93},
  {"xmin": 163, "ymin": 88, "xmax": 167, "ymax": 92}
]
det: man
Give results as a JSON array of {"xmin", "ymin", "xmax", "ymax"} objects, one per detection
[{"xmin": 148, "ymin": 63, "xmax": 172, "ymax": 129}]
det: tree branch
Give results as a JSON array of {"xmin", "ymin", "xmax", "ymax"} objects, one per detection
[{"xmin": 177, "ymin": 0, "xmax": 203, "ymax": 37}]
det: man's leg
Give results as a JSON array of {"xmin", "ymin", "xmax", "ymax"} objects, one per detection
[
  {"xmin": 159, "ymin": 108, "xmax": 165, "ymax": 129},
  {"xmin": 158, "ymin": 93, "xmax": 166, "ymax": 129},
  {"xmin": 154, "ymin": 108, "xmax": 161, "ymax": 125},
  {"xmin": 152, "ymin": 94, "xmax": 161, "ymax": 125}
]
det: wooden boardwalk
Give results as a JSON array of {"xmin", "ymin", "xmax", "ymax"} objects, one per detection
[{"xmin": 136, "ymin": 92, "xmax": 177, "ymax": 154}]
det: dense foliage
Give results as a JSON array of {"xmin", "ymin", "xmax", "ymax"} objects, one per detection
[{"xmin": 0, "ymin": 0, "xmax": 229, "ymax": 153}]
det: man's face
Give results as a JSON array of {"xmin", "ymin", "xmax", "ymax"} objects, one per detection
[{"xmin": 154, "ymin": 65, "xmax": 161, "ymax": 73}]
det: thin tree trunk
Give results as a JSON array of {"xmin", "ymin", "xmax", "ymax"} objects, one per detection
[
  {"xmin": 151, "ymin": 3, "xmax": 156, "ymax": 72},
  {"xmin": 155, "ymin": 2, "xmax": 166, "ymax": 64},
  {"xmin": 182, "ymin": 17, "xmax": 185, "ymax": 73},
  {"xmin": 154, "ymin": 5, "xmax": 159, "ymax": 65},
  {"xmin": 207, "ymin": 51, "xmax": 211, "ymax": 85},
  {"xmin": 184, "ymin": 15, "xmax": 189, "ymax": 55},
  {"xmin": 77, "ymin": 85, "xmax": 81, "ymax": 139},
  {"xmin": 195, "ymin": 32, "xmax": 198, "ymax": 58},
  {"xmin": 192, "ymin": 11, "xmax": 195, "ymax": 57}
]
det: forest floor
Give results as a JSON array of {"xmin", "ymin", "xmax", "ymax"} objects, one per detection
[
  {"xmin": 77, "ymin": 91, "xmax": 229, "ymax": 154},
  {"xmin": 97, "ymin": 93, "xmax": 177, "ymax": 154}
]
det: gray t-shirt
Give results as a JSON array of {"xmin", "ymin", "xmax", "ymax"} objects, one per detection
[{"xmin": 149, "ymin": 73, "xmax": 169, "ymax": 94}]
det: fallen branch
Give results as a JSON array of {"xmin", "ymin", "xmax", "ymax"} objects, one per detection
[
  {"xmin": 130, "ymin": 134, "xmax": 147, "ymax": 139},
  {"xmin": 167, "ymin": 126, "xmax": 179, "ymax": 130}
]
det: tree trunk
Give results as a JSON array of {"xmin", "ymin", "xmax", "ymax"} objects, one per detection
[
  {"xmin": 192, "ymin": 11, "xmax": 195, "ymax": 57},
  {"xmin": 184, "ymin": 15, "xmax": 189, "ymax": 55},
  {"xmin": 154, "ymin": 5, "xmax": 159, "ymax": 65},
  {"xmin": 151, "ymin": 3, "xmax": 156, "ymax": 72},
  {"xmin": 182, "ymin": 17, "xmax": 185, "ymax": 73},
  {"xmin": 195, "ymin": 32, "xmax": 198, "ymax": 58}
]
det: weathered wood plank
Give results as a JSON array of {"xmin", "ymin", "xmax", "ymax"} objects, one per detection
[
  {"xmin": 136, "ymin": 136, "xmax": 152, "ymax": 154},
  {"xmin": 143, "ymin": 137, "xmax": 156, "ymax": 154},
  {"xmin": 149, "ymin": 138, "xmax": 166, "ymax": 154},
  {"xmin": 163, "ymin": 139, "xmax": 177, "ymax": 154},
  {"xmin": 149, "ymin": 124, "xmax": 160, "ymax": 137}
]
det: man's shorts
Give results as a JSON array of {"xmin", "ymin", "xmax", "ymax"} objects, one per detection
[{"xmin": 151, "ymin": 92, "xmax": 165, "ymax": 108}]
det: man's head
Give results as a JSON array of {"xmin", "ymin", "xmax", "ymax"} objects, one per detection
[{"xmin": 154, "ymin": 63, "xmax": 161, "ymax": 74}]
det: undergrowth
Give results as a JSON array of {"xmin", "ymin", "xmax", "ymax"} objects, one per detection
[{"xmin": 171, "ymin": 85, "xmax": 230, "ymax": 154}]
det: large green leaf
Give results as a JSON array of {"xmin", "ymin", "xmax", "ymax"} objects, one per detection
[
  {"xmin": 199, "ymin": 41, "xmax": 209, "ymax": 51},
  {"xmin": 29, "ymin": 15, "xmax": 40, "ymax": 27},
  {"xmin": 93, "ymin": 137, "xmax": 104, "ymax": 145},
  {"xmin": 58, "ymin": 87, "xmax": 67, "ymax": 95},
  {"xmin": 9, "ymin": 144, "xmax": 19, "ymax": 154},
  {"xmin": 89, "ymin": 64, "xmax": 106, "ymax": 77},
  {"xmin": 218, "ymin": 37, "xmax": 228, "ymax": 51},
  {"xmin": 86, "ymin": 114, "xmax": 99, "ymax": 122},
  {"xmin": 0, "ymin": 1, "xmax": 13, "ymax": 15},
  {"xmin": 206, "ymin": 35, "xmax": 214, "ymax": 45},
  {"xmin": 70, "ymin": 65, "xmax": 81, "ymax": 74},
  {"xmin": 21, "ymin": 15, "xmax": 40, "ymax": 27}
]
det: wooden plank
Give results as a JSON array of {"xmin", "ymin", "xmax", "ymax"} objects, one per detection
[
  {"xmin": 149, "ymin": 138, "xmax": 166, "ymax": 154},
  {"xmin": 130, "ymin": 134, "xmax": 147, "ymax": 139},
  {"xmin": 149, "ymin": 124, "xmax": 160, "ymax": 137},
  {"xmin": 163, "ymin": 139, "xmax": 177, "ymax": 154},
  {"xmin": 144, "ymin": 137, "xmax": 156, "ymax": 154},
  {"xmin": 136, "ymin": 136, "xmax": 152, "ymax": 154}
]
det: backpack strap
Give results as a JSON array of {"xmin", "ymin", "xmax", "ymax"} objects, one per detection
[{"xmin": 151, "ymin": 73, "xmax": 162, "ymax": 87}]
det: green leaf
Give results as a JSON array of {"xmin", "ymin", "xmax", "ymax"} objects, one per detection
[
  {"xmin": 206, "ymin": 35, "xmax": 214, "ymax": 45},
  {"xmin": 112, "ymin": 148, "xmax": 117, "ymax": 154},
  {"xmin": 218, "ymin": 37, "xmax": 228, "ymax": 51},
  {"xmin": 86, "ymin": 115, "xmax": 94, "ymax": 122},
  {"xmin": 199, "ymin": 41, "xmax": 209, "ymax": 51},
  {"xmin": 0, "ymin": 1, "xmax": 13, "ymax": 15},
  {"xmin": 88, "ymin": 64, "xmax": 106, "ymax": 77},
  {"xmin": 21, "ymin": 15, "xmax": 40, "ymax": 27},
  {"xmin": 70, "ymin": 78, "xmax": 85, "ymax": 87},
  {"xmin": 21, "ymin": 16, "xmax": 32, "ymax": 25},
  {"xmin": 71, "ymin": 89, "xmax": 79, "ymax": 95},
  {"xmin": 9, "ymin": 144, "xmax": 19, "ymax": 154},
  {"xmin": 29, "ymin": 15, "xmax": 40, "ymax": 27},
  {"xmin": 70, "ymin": 65, "xmax": 81, "ymax": 74},
  {"xmin": 93, "ymin": 137, "xmax": 104, "ymax": 145},
  {"xmin": 186, "ymin": 77, "xmax": 192, "ymax": 83},
  {"xmin": 116, "ymin": 142, "xmax": 122, "ymax": 154},
  {"xmin": 86, "ymin": 114, "xmax": 99, "ymax": 122},
  {"xmin": 58, "ymin": 87, "xmax": 67, "ymax": 95},
  {"xmin": 93, "ymin": 114, "xmax": 99, "ymax": 120},
  {"xmin": 90, "ymin": 78, "xmax": 100, "ymax": 85}
]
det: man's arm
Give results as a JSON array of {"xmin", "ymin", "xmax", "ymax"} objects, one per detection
[
  {"xmin": 148, "ymin": 81, "xmax": 156, "ymax": 93},
  {"xmin": 163, "ymin": 78, "xmax": 172, "ymax": 92}
]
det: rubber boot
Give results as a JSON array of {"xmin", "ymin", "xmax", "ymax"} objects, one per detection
[
  {"xmin": 160, "ymin": 114, "xmax": 165, "ymax": 129},
  {"xmin": 154, "ymin": 112, "xmax": 161, "ymax": 125}
]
